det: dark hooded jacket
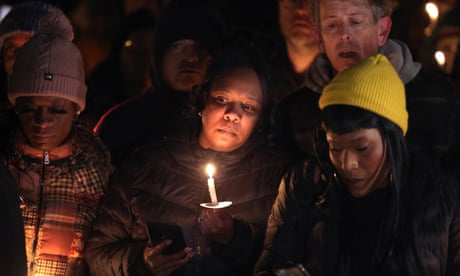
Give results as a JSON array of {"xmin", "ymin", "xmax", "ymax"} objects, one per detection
[
  {"xmin": 0, "ymin": 161, "xmax": 27, "ymax": 276},
  {"xmin": 94, "ymin": 1, "xmax": 227, "ymax": 168},
  {"xmin": 84, "ymin": 126, "xmax": 289, "ymax": 275},
  {"xmin": 274, "ymin": 39, "xmax": 459, "ymax": 162},
  {"xmin": 254, "ymin": 151, "xmax": 460, "ymax": 276}
]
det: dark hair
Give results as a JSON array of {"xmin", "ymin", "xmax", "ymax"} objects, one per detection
[
  {"xmin": 314, "ymin": 104, "xmax": 410, "ymax": 263},
  {"xmin": 192, "ymin": 47, "xmax": 275, "ymax": 144}
]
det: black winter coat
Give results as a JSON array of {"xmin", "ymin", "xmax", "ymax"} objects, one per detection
[
  {"xmin": 0, "ymin": 161, "xmax": 26, "ymax": 276},
  {"xmin": 84, "ymin": 133, "xmax": 288, "ymax": 276},
  {"xmin": 255, "ymin": 153, "xmax": 460, "ymax": 276}
]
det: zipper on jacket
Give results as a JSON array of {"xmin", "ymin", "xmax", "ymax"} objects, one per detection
[{"xmin": 28, "ymin": 150, "xmax": 49, "ymax": 274}]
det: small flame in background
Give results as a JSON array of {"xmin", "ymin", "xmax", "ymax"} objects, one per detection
[
  {"xmin": 425, "ymin": 2, "xmax": 439, "ymax": 36},
  {"xmin": 435, "ymin": 50, "xmax": 446, "ymax": 67}
]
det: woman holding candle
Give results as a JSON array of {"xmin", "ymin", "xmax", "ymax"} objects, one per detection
[
  {"xmin": 84, "ymin": 41, "xmax": 289, "ymax": 275},
  {"xmin": 255, "ymin": 55, "xmax": 460, "ymax": 275}
]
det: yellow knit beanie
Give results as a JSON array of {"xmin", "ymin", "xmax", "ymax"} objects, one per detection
[{"xmin": 319, "ymin": 54, "xmax": 408, "ymax": 135}]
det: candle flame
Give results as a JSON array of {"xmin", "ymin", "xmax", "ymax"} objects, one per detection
[
  {"xmin": 206, "ymin": 164, "xmax": 215, "ymax": 178},
  {"xmin": 425, "ymin": 2, "xmax": 439, "ymax": 20},
  {"xmin": 435, "ymin": 50, "xmax": 446, "ymax": 66}
]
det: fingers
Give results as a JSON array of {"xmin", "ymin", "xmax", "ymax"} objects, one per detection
[
  {"xmin": 143, "ymin": 241, "xmax": 194, "ymax": 275},
  {"xmin": 199, "ymin": 209, "xmax": 235, "ymax": 244}
]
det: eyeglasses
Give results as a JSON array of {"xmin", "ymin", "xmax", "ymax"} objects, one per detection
[{"xmin": 280, "ymin": 0, "xmax": 310, "ymax": 9}]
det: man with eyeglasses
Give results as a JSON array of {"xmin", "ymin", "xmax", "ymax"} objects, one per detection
[{"xmin": 273, "ymin": 0, "xmax": 320, "ymax": 102}]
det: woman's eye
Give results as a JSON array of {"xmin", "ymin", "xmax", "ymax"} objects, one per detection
[
  {"xmin": 16, "ymin": 106, "xmax": 35, "ymax": 114},
  {"xmin": 50, "ymin": 108, "xmax": 67, "ymax": 114},
  {"xmin": 213, "ymin": 96, "xmax": 227, "ymax": 104},
  {"xmin": 357, "ymin": 146, "xmax": 368, "ymax": 152},
  {"xmin": 329, "ymin": 147, "xmax": 341, "ymax": 154},
  {"xmin": 243, "ymin": 104, "xmax": 256, "ymax": 113}
]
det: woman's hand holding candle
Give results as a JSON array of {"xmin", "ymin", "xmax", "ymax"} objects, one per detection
[{"xmin": 199, "ymin": 208, "xmax": 234, "ymax": 244}]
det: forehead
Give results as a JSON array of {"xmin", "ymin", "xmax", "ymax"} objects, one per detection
[
  {"xmin": 211, "ymin": 67, "xmax": 263, "ymax": 100},
  {"xmin": 320, "ymin": 0, "xmax": 370, "ymax": 10},
  {"xmin": 16, "ymin": 96, "xmax": 74, "ymax": 106},
  {"xmin": 326, "ymin": 128, "xmax": 381, "ymax": 143}
]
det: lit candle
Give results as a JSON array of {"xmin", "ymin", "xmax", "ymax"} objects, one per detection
[
  {"xmin": 425, "ymin": 2, "xmax": 439, "ymax": 36},
  {"xmin": 206, "ymin": 164, "xmax": 218, "ymax": 204},
  {"xmin": 435, "ymin": 50, "xmax": 446, "ymax": 67}
]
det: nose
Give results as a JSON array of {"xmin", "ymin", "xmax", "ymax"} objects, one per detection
[
  {"xmin": 34, "ymin": 109, "xmax": 52, "ymax": 126},
  {"xmin": 183, "ymin": 44, "xmax": 200, "ymax": 63},
  {"xmin": 340, "ymin": 151, "xmax": 358, "ymax": 172},
  {"xmin": 223, "ymin": 103, "xmax": 242, "ymax": 123},
  {"xmin": 338, "ymin": 24, "xmax": 351, "ymax": 41}
]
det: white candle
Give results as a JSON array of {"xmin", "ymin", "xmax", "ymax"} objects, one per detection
[{"xmin": 206, "ymin": 164, "xmax": 218, "ymax": 204}]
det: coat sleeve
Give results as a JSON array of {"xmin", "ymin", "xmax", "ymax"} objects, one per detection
[
  {"xmin": 447, "ymin": 181, "xmax": 460, "ymax": 275},
  {"xmin": 84, "ymin": 173, "xmax": 151, "ymax": 276},
  {"xmin": 254, "ymin": 160, "xmax": 320, "ymax": 275}
]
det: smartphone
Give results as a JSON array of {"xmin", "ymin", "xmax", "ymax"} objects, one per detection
[
  {"xmin": 145, "ymin": 222, "xmax": 187, "ymax": 255},
  {"xmin": 273, "ymin": 263, "xmax": 311, "ymax": 276}
]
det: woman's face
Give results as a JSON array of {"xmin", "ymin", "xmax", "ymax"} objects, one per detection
[
  {"xmin": 199, "ymin": 66, "xmax": 263, "ymax": 152},
  {"xmin": 15, "ymin": 96, "xmax": 77, "ymax": 150},
  {"xmin": 326, "ymin": 128, "xmax": 387, "ymax": 197}
]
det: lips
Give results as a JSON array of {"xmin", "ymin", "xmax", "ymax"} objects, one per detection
[
  {"xmin": 217, "ymin": 127, "xmax": 237, "ymax": 137},
  {"xmin": 179, "ymin": 67, "xmax": 201, "ymax": 74},
  {"xmin": 338, "ymin": 51, "xmax": 357, "ymax": 58},
  {"xmin": 341, "ymin": 176, "xmax": 362, "ymax": 186}
]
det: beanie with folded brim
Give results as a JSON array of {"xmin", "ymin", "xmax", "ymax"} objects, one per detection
[
  {"xmin": 319, "ymin": 54, "xmax": 408, "ymax": 135},
  {"xmin": 8, "ymin": 9, "xmax": 87, "ymax": 111}
]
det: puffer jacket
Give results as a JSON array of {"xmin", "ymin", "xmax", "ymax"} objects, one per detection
[
  {"xmin": 2, "ymin": 125, "xmax": 113, "ymax": 276},
  {"xmin": 274, "ymin": 39, "xmax": 459, "ymax": 163},
  {"xmin": 84, "ymin": 132, "xmax": 288, "ymax": 276},
  {"xmin": 255, "ymin": 152, "xmax": 460, "ymax": 276}
]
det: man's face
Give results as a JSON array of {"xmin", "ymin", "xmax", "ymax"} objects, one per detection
[
  {"xmin": 319, "ymin": 0, "xmax": 390, "ymax": 73},
  {"xmin": 162, "ymin": 39, "xmax": 212, "ymax": 92},
  {"xmin": 278, "ymin": 0, "xmax": 319, "ymax": 46},
  {"xmin": 435, "ymin": 35, "xmax": 460, "ymax": 74},
  {"xmin": 1, "ymin": 32, "xmax": 33, "ymax": 76}
]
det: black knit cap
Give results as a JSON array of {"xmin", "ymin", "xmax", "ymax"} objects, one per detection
[{"xmin": 153, "ymin": 0, "xmax": 227, "ymax": 59}]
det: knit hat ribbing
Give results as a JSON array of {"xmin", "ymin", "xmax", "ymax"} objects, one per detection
[
  {"xmin": 319, "ymin": 54, "xmax": 408, "ymax": 135},
  {"xmin": 0, "ymin": 1, "xmax": 56, "ymax": 50},
  {"xmin": 8, "ymin": 9, "xmax": 87, "ymax": 111}
]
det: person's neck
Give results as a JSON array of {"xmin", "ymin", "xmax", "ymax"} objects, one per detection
[{"xmin": 285, "ymin": 38, "xmax": 320, "ymax": 76}]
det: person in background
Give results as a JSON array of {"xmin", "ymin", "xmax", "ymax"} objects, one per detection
[
  {"xmin": 273, "ymin": 0, "xmax": 320, "ymax": 102},
  {"xmin": 84, "ymin": 45, "xmax": 288, "ymax": 276},
  {"xmin": 273, "ymin": 0, "xmax": 459, "ymax": 165},
  {"xmin": 420, "ymin": 3, "xmax": 460, "ymax": 92},
  {"xmin": 94, "ymin": 0, "xmax": 227, "ymax": 169},
  {"xmin": 255, "ymin": 54, "xmax": 460, "ymax": 276},
  {"xmin": 1, "ymin": 10, "xmax": 113, "ymax": 275},
  {"xmin": 80, "ymin": 8, "xmax": 156, "ymax": 129},
  {"xmin": 0, "ymin": 161, "xmax": 27, "ymax": 276}
]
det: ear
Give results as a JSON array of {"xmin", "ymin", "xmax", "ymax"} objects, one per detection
[{"xmin": 377, "ymin": 16, "xmax": 392, "ymax": 46}]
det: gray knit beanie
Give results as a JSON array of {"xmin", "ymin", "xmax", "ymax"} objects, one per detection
[
  {"xmin": 8, "ymin": 9, "xmax": 87, "ymax": 111},
  {"xmin": 0, "ymin": 1, "xmax": 57, "ymax": 50}
]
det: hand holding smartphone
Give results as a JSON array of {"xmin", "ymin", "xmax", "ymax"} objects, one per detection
[{"xmin": 145, "ymin": 222, "xmax": 187, "ymax": 255}]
